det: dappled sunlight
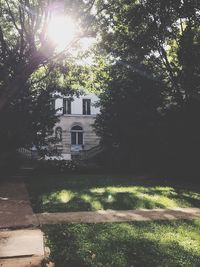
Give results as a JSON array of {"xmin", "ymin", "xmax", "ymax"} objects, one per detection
[
  {"xmin": 90, "ymin": 186, "xmax": 176, "ymax": 195},
  {"xmin": 143, "ymin": 222, "xmax": 200, "ymax": 256},
  {"xmin": 42, "ymin": 190, "xmax": 75, "ymax": 205},
  {"xmin": 81, "ymin": 194, "xmax": 103, "ymax": 210},
  {"xmin": 139, "ymin": 186, "xmax": 178, "ymax": 196},
  {"xmin": 182, "ymin": 191, "xmax": 200, "ymax": 200},
  {"xmin": 137, "ymin": 193, "xmax": 183, "ymax": 208},
  {"xmin": 192, "ymin": 219, "xmax": 200, "ymax": 228},
  {"xmin": 43, "ymin": 220, "xmax": 200, "ymax": 266},
  {"xmin": 113, "ymin": 221, "xmax": 200, "ymax": 259},
  {"xmin": 88, "ymin": 186, "xmax": 198, "ymax": 209},
  {"xmin": 27, "ymin": 175, "xmax": 200, "ymax": 213},
  {"xmin": 39, "ymin": 184, "xmax": 200, "ymax": 212},
  {"xmin": 158, "ymin": 232, "xmax": 200, "ymax": 254},
  {"xmin": 59, "ymin": 190, "xmax": 74, "ymax": 203}
]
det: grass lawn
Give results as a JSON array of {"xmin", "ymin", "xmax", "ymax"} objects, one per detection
[
  {"xmin": 43, "ymin": 220, "xmax": 200, "ymax": 267},
  {"xmin": 26, "ymin": 174, "xmax": 200, "ymax": 213}
]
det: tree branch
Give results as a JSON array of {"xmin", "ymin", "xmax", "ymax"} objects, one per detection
[
  {"xmin": 0, "ymin": 26, "xmax": 9, "ymax": 59},
  {"xmin": 5, "ymin": 0, "xmax": 22, "ymax": 36}
]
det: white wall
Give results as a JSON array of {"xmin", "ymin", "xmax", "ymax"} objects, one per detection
[{"xmin": 55, "ymin": 92, "xmax": 100, "ymax": 115}]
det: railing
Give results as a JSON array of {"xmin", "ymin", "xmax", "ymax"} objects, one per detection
[
  {"xmin": 79, "ymin": 145, "xmax": 104, "ymax": 160},
  {"xmin": 17, "ymin": 145, "xmax": 102, "ymax": 161},
  {"xmin": 17, "ymin": 147, "xmax": 39, "ymax": 160}
]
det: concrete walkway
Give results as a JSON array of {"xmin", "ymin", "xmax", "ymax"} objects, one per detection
[
  {"xmin": 0, "ymin": 179, "xmax": 44, "ymax": 267},
  {"xmin": 37, "ymin": 208, "xmax": 200, "ymax": 224},
  {"xmin": 0, "ymin": 180, "xmax": 38, "ymax": 229},
  {"xmin": 0, "ymin": 229, "xmax": 44, "ymax": 267}
]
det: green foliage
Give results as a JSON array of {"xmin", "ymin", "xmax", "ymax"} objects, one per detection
[
  {"xmin": 94, "ymin": 63, "xmax": 162, "ymax": 169},
  {"xmin": 91, "ymin": 0, "xmax": 200, "ymax": 171},
  {"xmin": 33, "ymin": 159, "xmax": 78, "ymax": 174},
  {"xmin": 178, "ymin": 24, "xmax": 200, "ymax": 102},
  {"xmin": 0, "ymin": 80, "xmax": 58, "ymax": 151},
  {"xmin": 95, "ymin": 0, "xmax": 200, "ymax": 102},
  {"xmin": 43, "ymin": 220, "xmax": 200, "ymax": 267},
  {"xmin": 0, "ymin": 0, "xmax": 96, "ymax": 150}
]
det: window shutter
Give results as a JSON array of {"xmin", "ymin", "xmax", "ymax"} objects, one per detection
[
  {"xmin": 50, "ymin": 99, "xmax": 55, "ymax": 111},
  {"xmin": 83, "ymin": 99, "xmax": 86, "ymax": 115},
  {"xmin": 67, "ymin": 99, "xmax": 71, "ymax": 114},
  {"xmin": 87, "ymin": 99, "xmax": 91, "ymax": 115},
  {"xmin": 63, "ymin": 99, "xmax": 66, "ymax": 114},
  {"xmin": 83, "ymin": 99, "xmax": 91, "ymax": 115}
]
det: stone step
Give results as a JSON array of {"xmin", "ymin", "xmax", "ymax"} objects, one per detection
[{"xmin": 0, "ymin": 229, "xmax": 45, "ymax": 267}]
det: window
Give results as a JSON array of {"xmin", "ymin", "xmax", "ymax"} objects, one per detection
[
  {"xmin": 63, "ymin": 99, "xmax": 71, "ymax": 114},
  {"xmin": 55, "ymin": 127, "xmax": 62, "ymax": 141},
  {"xmin": 83, "ymin": 99, "xmax": 91, "ymax": 115},
  {"xmin": 71, "ymin": 125, "xmax": 83, "ymax": 145}
]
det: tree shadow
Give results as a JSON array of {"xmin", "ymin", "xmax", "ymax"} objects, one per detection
[
  {"xmin": 26, "ymin": 174, "xmax": 200, "ymax": 213},
  {"xmin": 44, "ymin": 220, "xmax": 200, "ymax": 267},
  {"xmin": 99, "ymin": 192, "xmax": 166, "ymax": 210}
]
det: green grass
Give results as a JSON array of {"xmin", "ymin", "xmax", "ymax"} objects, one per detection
[
  {"xmin": 43, "ymin": 220, "xmax": 200, "ymax": 267},
  {"xmin": 26, "ymin": 174, "xmax": 200, "ymax": 213}
]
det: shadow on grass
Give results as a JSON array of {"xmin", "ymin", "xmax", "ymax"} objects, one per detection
[
  {"xmin": 97, "ymin": 192, "xmax": 166, "ymax": 210},
  {"xmin": 43, "ymin": 220, "xmax": 200, "ymax": 267},
  {"xmin": 26, "ymin": 174, "xmax": 200, "ymax": 213}
]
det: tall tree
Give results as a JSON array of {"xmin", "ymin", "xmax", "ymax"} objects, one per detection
[
  {"xmin": 94, "ymin": 62, "xmax": 162, "ymax": 168},
  {"xmin": 0, "ymin": 0, "xmax": 97, "ymax": 151},
  {"xmin": 92, "ymin": 0, "xmax": 200, "ymax": 171},
  {"xmin": 95, "ymin": 0, "xmax": 200, "ymax": 105},
  {"xmin": 0, "ymin": 0, "xmax": 96, "ymax": 112}
]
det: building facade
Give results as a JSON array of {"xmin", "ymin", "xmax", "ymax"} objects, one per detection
[{"xmin": 50, "ymin": 92, "xmax": 100, "ymax": 160}]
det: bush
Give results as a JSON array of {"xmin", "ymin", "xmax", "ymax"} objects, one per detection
[{"xmin": 33, "ymin": 159, "xmax": 78, "ymax": 174}]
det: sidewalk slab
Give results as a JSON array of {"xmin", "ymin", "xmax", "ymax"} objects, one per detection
[
  {"xmin": 0, "ymin": 229, "xmax": 44, "ymax": 258},
  {"xmin": 37, "ymin": 208, "xmax": 200, "ymax": 224},
  {"xmin": 0, "ymin": 181, "xmax": 38, "ymax": 229}
]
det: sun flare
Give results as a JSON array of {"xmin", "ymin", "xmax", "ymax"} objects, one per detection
[{"xmin": 47, "ymin": 16, "xmax": 77, "ymax": 51}]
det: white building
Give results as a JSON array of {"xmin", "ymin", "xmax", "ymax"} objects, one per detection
[{"xmin": 49, "ymin": 92, "xmax": 100, "ymax": 160}]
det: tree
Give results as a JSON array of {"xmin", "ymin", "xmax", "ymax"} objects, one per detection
[
  {"xmin": 93, "ymin": 0, "xmax": 200, "ymax": 172},
  {"xmin": 95, "ymin": 0, "xmax": 200, "ymax": 105},
  {"xmin": 94, "ymin": 63, "xmax": 162, "ymax": 169},
  {"xmin": 178, "ymin": 24, "xmax": 200, "ymax": 103},
  {"xmin": 0, "ymin": 0, "xmax": 96, "ymax": 111},
  {"xmin": 0, "ymin": 0, "xmax": 97, "ymax": 151}
]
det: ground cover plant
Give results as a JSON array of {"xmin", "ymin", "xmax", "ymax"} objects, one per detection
[
  {"xmin": 43, "ymin": 220, "xmax": 200, "ymax": 267},
  {"xmin": 27, "ymin": 174, "xmax": 200, "ymax": 213}
]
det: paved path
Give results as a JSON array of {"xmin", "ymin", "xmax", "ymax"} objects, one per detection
[
  {"xmin": 37, "ymin": 208, "xmax": 200, "ymax": 224},
  {"xmin": 0, "ymin": 229, "xmax": 44, "ymax": 267},
  {"xmin": 0, "ymin": 180, "xmax": 38, "ymax": 229},
  {"xmin": 0, "ymin": 179, "xmax": 45, "ymax": 266},
  {"xmin": 0, "ymin": 181, "xmax": 44, "ymax": 267},
  {"xmin": 0, "ymin": 229, "xmax": 44, "ymax": 258}
]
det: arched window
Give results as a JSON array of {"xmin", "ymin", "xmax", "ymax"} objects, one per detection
[
  {"xmin": 71, "ymin": 125, "xmax": 83, "ymax": 145},
  {"xmin": 55, "ymin": 127, "xmax": 62, "ymax": 141}
]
